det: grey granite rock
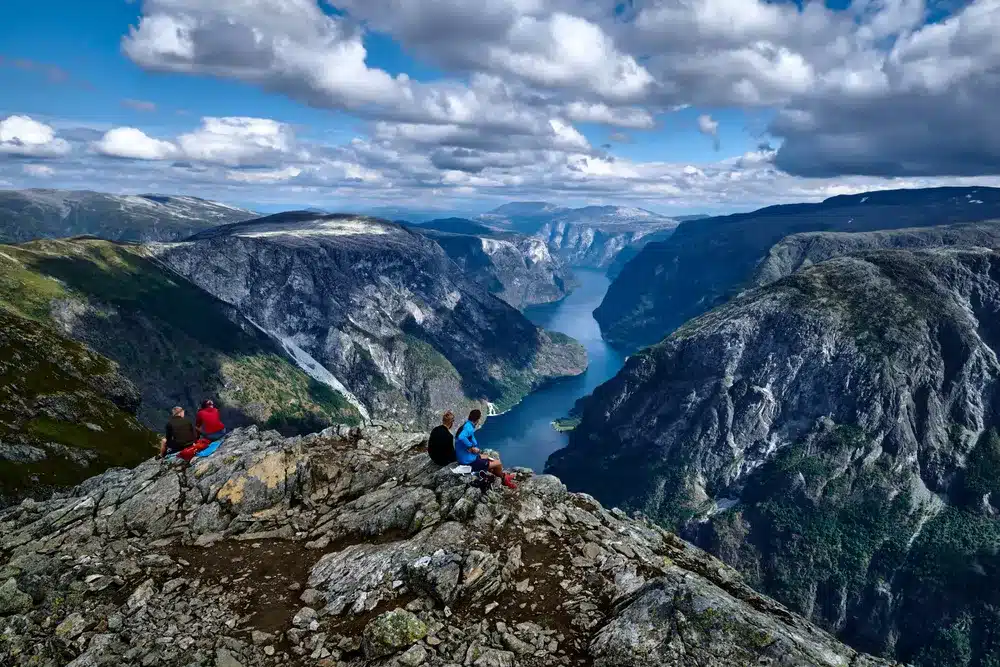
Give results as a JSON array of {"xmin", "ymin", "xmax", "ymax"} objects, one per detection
[{"xmin": 0, "ymin": 424, "xmax": 899, "ymax": 667}]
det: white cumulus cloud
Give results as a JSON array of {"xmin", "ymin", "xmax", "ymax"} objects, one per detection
[
  {"xmin": 0, "ymin": 115, "xmax": 71, "ymax": 158},
  {"xmin": 94, "ymin": 127, "xmax": 178, "ymax": 160},
  {"xmin": 177, "ymin": 117, "xmax": 298, "ymax": 167}
]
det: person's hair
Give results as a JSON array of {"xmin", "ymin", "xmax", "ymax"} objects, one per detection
[
  {"xmin": 171, "ymin": 406, "xmax": 184, "ymax": 417},
  {"xmin": 468, "ymin": 409, "xmax": 482, "ymax": 422},
  {"xmin": 442, "ymin": 410, "xmax": 455, "ymax": 424},
  {"xmin": 201, "ymin": 399, "xmax": 214, "ymax": 409}
]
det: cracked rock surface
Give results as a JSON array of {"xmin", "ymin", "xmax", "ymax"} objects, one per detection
[{"xmin": 0, "ymin": 424, "xmax": 900, "ymax": 666}]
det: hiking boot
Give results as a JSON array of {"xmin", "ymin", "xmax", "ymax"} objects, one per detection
[{"xmin": 502, "ymin": 473, "xmax": 517, "ymax": 490}]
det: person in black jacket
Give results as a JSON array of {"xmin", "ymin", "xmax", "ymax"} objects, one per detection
[
  {"xmin": 428, "ymin": 411, "xmax": 457, "ymax": 465},
  {"xmin": 158, "ymin": 406, "xmax": 197, "ymax": 458}
]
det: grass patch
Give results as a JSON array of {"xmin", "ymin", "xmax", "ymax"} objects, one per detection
[{"xmin": 0, "ymin": 238, "xmax": 361, "ymax": 437}]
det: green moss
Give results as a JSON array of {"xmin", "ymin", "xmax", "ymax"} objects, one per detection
[
  {"xmin": 403, "ymin": 335, "xmax": 460, "ymax": 379},
  {"xmin": 222, "ymin": 355, "xmax": 360, "ymax": 431},
  {"xmin": 0, "ymin": 306, "xmax": 157, "ymax": 500},
  {"xmin": 552, "ymin": 416, "xmax": 581, "ymax": 432}
]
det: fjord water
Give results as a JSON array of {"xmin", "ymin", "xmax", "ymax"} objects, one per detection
[{"xmin": 477, "ymin": 268, "xmax": 626, "ymax": 472}]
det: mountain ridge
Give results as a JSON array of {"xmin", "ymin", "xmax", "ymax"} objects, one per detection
[
  {"xmin": 0, "ymin": 422, "xmax": 902, "ymax": 667},
  {"xmin": 154, "ymin": 213, "xmax": 588, "ymax": 429},
  {"xmin": 553, "ymin": 246, "xmax": 1000, "ymax": 665},
  {"xmin": 480, "ymin": 202, "xmax": 679, "ymax": 269},
  {"xmin": 0, "ymin": 189, "xmax": 255, "ymax": 243},
  {"xmin": 596, "ymin": 186, "xmax": 1000, "ymax": 349}
]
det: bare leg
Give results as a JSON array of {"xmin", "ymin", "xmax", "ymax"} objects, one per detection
[{"xmin": 488, "ymin": 459, "xmax": 503, "ymax": 476}]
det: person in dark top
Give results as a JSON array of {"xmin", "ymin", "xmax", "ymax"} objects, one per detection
[
  {"xmin": 195, "ymin": 399, "xmax": 226, "ymax": 442},
  {"xmin": 428, "ymin": 411, "xmax": 457, "ymax": 465},
  {"xmin": 159, "ymin": 406, "xmax": 196, "ymax": 458}
]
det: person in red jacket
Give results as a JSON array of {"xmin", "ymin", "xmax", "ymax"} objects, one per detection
[{"xmin": 195, "ymin": 399, "xmax": 226, "ymax": 442}]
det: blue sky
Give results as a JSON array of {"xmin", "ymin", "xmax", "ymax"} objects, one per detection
[{"xmin": 1, "ymin": 0, "xmax": 998, "ymax": 215}]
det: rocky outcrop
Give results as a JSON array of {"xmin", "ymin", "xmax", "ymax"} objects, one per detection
[
  {"xmin": 480, "ymin": 203, "xmax": 678, "ymax": 269},
  {"xmin": 554, "ymin": 247, "xmax": 1000, "ymax": 664},
  {"xmin": 0, "ymin": 424, "xmax": 900, "ymax": 666},
  {"xmin": 0, "ymin": 238, "xmax": 362, "ymax": 438},
  {"xmin": 751, "ymin": 220, "xmax": 1000, "ymax": 287},
  {"xmin": 597, "ymin": 186, "xmax": 1000, "ymax": 349},
  {"xmin": 154, "ymin": 213, "xmax": 587, "ymax": 429},
  {"xmin": 414, "ymin": 225, "xmax": 574, "ymax": 309},
  {"xmin": 0, "ymin": 189, "xmax": 254, "ymax": 243}
]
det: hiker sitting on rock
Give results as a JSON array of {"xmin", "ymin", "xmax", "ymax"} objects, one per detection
[
  {"xmin": 195, "ymin": 399, "xmax": 226, "ymax": 442},
  {"xmin": 158, "ymin": 406, "xmax": 196, "ymax": 459},
  {"xmin": 428, "ymin": 410, "xmax": 458, "ymax": 465},
  {"xmin": 455, "ymin": 409, "xmax": 517, "ymax": 489}
]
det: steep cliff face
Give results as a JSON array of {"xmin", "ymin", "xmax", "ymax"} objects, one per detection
[
  {"xmin": 0, "ymin": 189, "xmax": 254, "ymax": 243},
  {"xmin": 553, "ymin": 247, "xmax": 1000, "ymax": 665},
  {"xmin": 752, "ymin": 220, "xmax": 1000, "ymax": 287},
  {"xmin": 0, "ymin": 239, "xmax": 362, "ymax": 438},
  {"xmin": 481, "ymin": 203, "xmax": 678, "ymax": 269},
  {"xmin": 0, "ymin": 423, "xmax": 899, "ymax": 667},
  {"xmin": 155, "ymin": 213, "xmax": 587, "ymax": 429},
  {"xmin": 415, "ymin": 225, "xmax": 574, "ymax": 309},
  {"xmin": 605, "ymin": 227, "xmax": 677, "ymax": 279},
  {"xmin": 597, "ymin": 186, "xmax": 1000, "ymax": 349}
]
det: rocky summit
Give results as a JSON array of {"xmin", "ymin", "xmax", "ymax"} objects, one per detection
[
  {"xmin": 554, "ymin": 247, "xmax": 1000, "ymax": 664},
  {"xmin": 0, "ymin": 423, "xmax": 900, "ymax": 667},
  {"xmin": 154, "ymin": 213, "xmax": 586, "ymax": 428}
]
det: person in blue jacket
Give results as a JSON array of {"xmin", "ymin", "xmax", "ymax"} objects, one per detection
[{"xmin": 455, "ymin": 409, "xmax": 517, "ymax": 489}]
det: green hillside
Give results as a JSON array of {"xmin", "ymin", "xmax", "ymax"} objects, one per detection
[
  {"xmin": 0, "ymin": 306, "xmax": 158, "ymax": 502},
  {"xmin": 0, "ymin": 238, "xmax": 361, "ymax": 499}
]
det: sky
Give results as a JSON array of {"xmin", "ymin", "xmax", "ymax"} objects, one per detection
[{"xmin": 2, "ymin": 0, "xmax": 1000, "ymax": 216}]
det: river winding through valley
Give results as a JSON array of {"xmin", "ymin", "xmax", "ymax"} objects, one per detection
[{"xmin": 477, "ymin": 269, "xmax": 627, "ymax": 472}]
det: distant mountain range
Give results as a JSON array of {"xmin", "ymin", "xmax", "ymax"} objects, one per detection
[
  {"xmin": 405, "ymin": 218, "xmax": 575, "ymax": 309},
  {"xmin": 0, "ymin": 189, "xmax": 255, "ymax": 243},
  {"xmin": 478, "ymin": 202, "xmax": 680, "ymax": 268},
  {"xmin": 597, "ymin": 186, "xmax": 1000, "ymax": 348}
]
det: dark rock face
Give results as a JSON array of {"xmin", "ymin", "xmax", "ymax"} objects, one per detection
[
  {"xmin": 0, "ymin": 189, "xmax": 254, "ymax": 243},
  {"xmin": 414, "ymin": 224, "xmax": 574, "ymax": 309},
  {"xmin": 155, "ymin": 213, "xmax": 587, "ymax": 429},
  {"xmin": 596, "ymin": 186, "xmax": 1000, "ymax": 349},
  {"xmin": 554, "ymin": 247, "xmax": 1000, "ymax": 664},
  {"xmin": 605, "ymin": 226, "xmax": 677, "ymax": 279},
  {"xmin": 0, "ymin": 423, "xmax": 899, "ymax": 666},
  {"xmin": 752, "ymin": 220, "xmax": 1000, "ymax": 287},
  {"xmin": 0, "ymin": 238, "xmax": 362, "ymax": 448},
  {"xmin": 480, "ymin": 203, "xmax": 678, "ymax": 269}
]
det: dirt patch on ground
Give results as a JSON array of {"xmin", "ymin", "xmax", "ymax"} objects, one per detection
[{"xmin": 171, "ymin": 539, "xmax": 319, "ymax": 635}]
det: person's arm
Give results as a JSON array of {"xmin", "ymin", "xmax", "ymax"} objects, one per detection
[
  {"xmin": 160, "ymin": 423, "xmax": 172, "ymax": 458},
  {"xmin": 469, "ymin": 428, "xmax": 480, "ymax": 454},
  {"xmin": 455, "ymin": 427, "xmax": 473, "ymax": 457}
]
